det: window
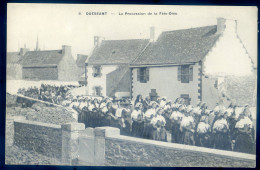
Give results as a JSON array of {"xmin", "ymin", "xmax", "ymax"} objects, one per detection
[
  {"xmin": 137, "ymin": 67, "xmax": 149, "ymax": 83},
  {"xmin": 180, "ymin": 94, "xmax": 191, "ymax": 105},
  {"xmin": 93, "ymin": 66, "xmax": 101, "ymax": 77},
  {"xmin": 95, "ymin": 86, "xmax": 101, "ymax": 96},
  {"xmin": 178, "ymin": 65, "xmax": 193, "ymax": 83}
]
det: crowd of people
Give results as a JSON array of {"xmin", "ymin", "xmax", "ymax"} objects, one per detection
[
  {"xmin": 72, "ymin": 94, "xmax": 255, "ymax": 154},
  {"xmin": 18, "ymin": 84, "xmax": 78, "ymax": 104},
  {"xmin": 17, "ymin": 85, "xmax": 256, "ymax": 154}
]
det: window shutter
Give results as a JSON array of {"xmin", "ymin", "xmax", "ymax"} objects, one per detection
[
  {"xmin": 99, "ymin": 66, "xmax": 102, "ymax": 77},
  {"xmin": 178, "ymin": 66, "xmax": 181, "ymax": 81},
  {"xmin": 146, "ymin": 68, "xmax": 149, "ymax": 81},
  {"xmin": 137, "ymin": 68, "xmax": 141, "ymax": 82},
  {"xmin": 189, "ymin": 65, "xmax": 193, "ymax": 81}
]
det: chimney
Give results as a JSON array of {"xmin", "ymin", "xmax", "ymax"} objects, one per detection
[
  {"xmin": 217, "ymin": 17, "xmax": 226, "ymax": 34},
  {"xmin": 149, "ymin": 26, "xmax": 162, "ymax": 42},
  {"xmin": 62, "ymin": 45, "xmax": 71, "ymax": 55},
  {"xmin": 217, "ymin": 17, "xmax": 237, "ymax": 34},
  {"xmin": 94, "ymin": 36, "xmax": 104, "ymax": 46},
  {"xmin": 150, "ymin": 26, "xmax": 155, "ymax": 42},
  {"xmin": 19, "ymin": 48, "xmax": 29, "ymax": 56}
]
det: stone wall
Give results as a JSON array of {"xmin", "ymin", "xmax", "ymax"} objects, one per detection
[
  {"xmin": 105, "ymin": 136, "xmax": 255, "ymax": 167},
  {"xmin": 11, "ymin": 117, "xmax": 85, "ymax": 165},
  {"xmin": 14, "ymin": 119, "xmax": 63, "ymax": 159},
  {"xmin": 100, "ymin": 128, "xmax": 254, "ymax": 167},
  {"xmin": 22, "ymin": 66, "xmax": 58, "ymax": 80}
]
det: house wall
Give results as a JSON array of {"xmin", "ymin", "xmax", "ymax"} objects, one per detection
[
  {"xmin": 86, "ymin": 64, "xmax": 117, "ymax": 96},
  {"xmin": 106, "ymin": 66, "xmax": 131, "ymax": 97},
  {"xmin": 7, "ymin": 64, "xmax": 22, "ymax": 80},
  {"xmin": 58, "ymin": 53, "xmax": 79, "ymax": 81},
  {"xmin": 203, "ymin": 23, "xmax": 254, "ymax": 76},
  {"xmin": 132, "ymin": 63, "xmax": 200, "ymax": 105},
  {"xmin": 22, "ymin": 66, "xmax": 58, "ymax": 80}
]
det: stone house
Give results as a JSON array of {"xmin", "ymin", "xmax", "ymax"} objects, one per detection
[
  {"xmin": 20, "ymin": 45, "xmax": 79, "ymax": 81},
  {"xmin": 85, "ymin": 37, "xmax": 149, "ymax": 97},
  {"xmin": 130, "ymin": 18, "xmax": 255, "ymax": 107},
  {"xmin": 7, "ymin": 48, "xmax": 29, "ymax": 80}
]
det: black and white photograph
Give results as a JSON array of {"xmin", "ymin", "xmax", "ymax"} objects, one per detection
[{"xmin": 5, "ymin": 3, "xmax": 257, "ymax": 167}]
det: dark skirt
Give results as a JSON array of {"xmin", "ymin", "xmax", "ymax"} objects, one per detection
[
  {"xmin": 213, "ymin": 132, "xmax": 232, "ymax": 151},
  {"xmin": 182, "ymin": 129, "xmax": 195, "ymax": 145},
  {"xmin": 120, "ymin": 121, "xmax": 131, "ymax": 136},
  {"xmin": 234, "ymin": 132, "xmax": 255, "ymax": 154},
  {"xmin": 171, "ymin": 123, "xmax": 182, "ymax": 144},
  {"xmin": 196, "ymin": 132, "xmax": 212, "ymax": 148},
  {"xmin": 143, "ymin": 123, "xmax": 152, "ymax": 139},
  {"xmin": 132, "ymin": 121, "xmax": 144, "ymax": 138},
  {"xmin": 150, "ymin": 126, "xmax": 167, "ymax": 141}
]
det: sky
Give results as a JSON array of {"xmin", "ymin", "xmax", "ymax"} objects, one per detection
[{"xmin": 7, "ymin": 4, "xmax": 257, "ymax": 65}]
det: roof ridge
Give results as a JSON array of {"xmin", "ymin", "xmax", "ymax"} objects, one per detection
[
  {"xmin": 162, "ymin": 25, "xmax": 217, "ymax": 34},
  {"xmin": 27, "ymin": 50, "xmax": 62, "ymax": 53},
  {"xmin": 103, "ymin": 39, "xmax": 149, "ymax": 42}
]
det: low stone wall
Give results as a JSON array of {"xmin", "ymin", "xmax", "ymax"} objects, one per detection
[
  {"xmin": 14, "ymin": 119, "xmax": 63, "ymax": 159},
  {"xmin": 105, "ymin": 136, "xmax": 255, "ymax": 167},
  {"xmin": 10, "ymin": 119, "xmax": 256, "ymax": 167},
  {"xmin": 12, "ymin": 117, "xmax": 85, "ymax": 165}
]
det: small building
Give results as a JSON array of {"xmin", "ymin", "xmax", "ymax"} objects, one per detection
[
  {"xmin": 7, "ymin": 48, "xmax": 29, "ymax": 80},
  {"xmin": 21, "ymin": 45, "xmax": 79, "ymax": 81},
  {"xmin": 130, "ymin": 18, "xmax": 255, "ymax": 107},
  {"xmin": 85, "ymin": 37, "xmax": 149, "ymax": 97}
]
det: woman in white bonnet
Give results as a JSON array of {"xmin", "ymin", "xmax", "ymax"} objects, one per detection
[
  {"xmin": 170, "ymin": 104, "xmax": 183, "ymax": 143},
  {"xmin": 143, "ymin": 95, "xmax": 151, "ymax": 112},
  {"xmin": 233, "ymin": 107, "xmax": 255, "ymax": 154},
  {"xmin": 212, "ymin": 109, "xmax": 232, "ymax": 150},
  {"xmin": 196, "ymin": 115, "xmax": 211, "ymax": 148},
  {"xmin": 131, "ymin": 102, "xmax": 144, "ymax": 138},
  {"xmin": 143, "ymin": 101, "xmax": 157, "ymax": 139},
  {"xmin": 180, "ymin": 106, "xmax": 195, "ymax": 145},
  {"xmin": 150, "ymin": 107, "xmax": 167, "ymax": 141}
]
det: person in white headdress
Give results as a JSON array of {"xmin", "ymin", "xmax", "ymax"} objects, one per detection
[
  {"xmin": 69, "ymin": 96, "xmax": 79, "ymax": 109},
  {"xmin": 143, "ymin": 95, "xmax": 151, "ymax": 112},
  {"xmin": 180, "ymin": 106, "xmax": 195, "ymax": 145},
  {"xmin": 170, "ymin": 104, "xmax": 183, "ymax": 143},
  {"xmin": 233, "ymin": 108, "xmax": 255, "ymax": 154},
  {"xmin": 196, "ymin": 115, "xmax": 211, "ymax": 148},
  {"xmin": 143, "ymin": 101, "xmax": 157, "ymax": 139},
  {"xmin": 159, "ymin": 96, "xmax": 167, "ymax": 108},
  {"xmin": 212, "ymin": 109, "xmax": 232, "ymax": 150},
  {"xmin": 131, "ymin": 102, "xmax": 144, "ymax": 138},
  {"xmin": 150, "ymin": 107, "xmax": 167, "ymax": 141}
]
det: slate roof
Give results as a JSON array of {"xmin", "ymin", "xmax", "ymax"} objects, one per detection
[
  {"xmin": 76, "ymin": 54, "xmax": 88, "ymax": 68},
  {"xmin": 7, "ymin": 52, "xmax": 21, "ymax": 64},
  {"xmin": 21, "ymin": 50, "xmax": 63, "ymax": 66},
  {"xmin": 87, "ymin": 39, "xmax": 149, "ymax": 64},
  {"xmin": 131, "ymin": 25, "xmax": 220, "ymax": 66}
]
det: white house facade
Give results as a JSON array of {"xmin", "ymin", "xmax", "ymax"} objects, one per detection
[
  {"xmin": 130, "ymin": 18, "xmax": 255, "ymax": 108},
  {"xmin": 85, "ymin": 38, "xmax": 149, "ymax": 97}
]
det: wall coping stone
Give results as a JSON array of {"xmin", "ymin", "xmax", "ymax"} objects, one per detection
[
  {"xmin": 14, "ymin": 119, "xmax": 61, "ymax": 129},
  {"xmin": 107, "ymin": 135, "xmax": 256, "ymax": 161},
  {"xmin": 13, "ymin": 116, "xmax": 26, "ymax": 121},
  {"xmin": 80, "ymin": 128, "xmax": 94, "ymax": 136},
  {"xmin": 61, "ymin": 122, "xmax": 85, "ymax": 131},
  {"xmin": 16, "ymin": 94, "xmax": 62, "ymax": 107},
  {"xmin": 95, "ymin": 127, "xmax": 120, "ymax": 137}
]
